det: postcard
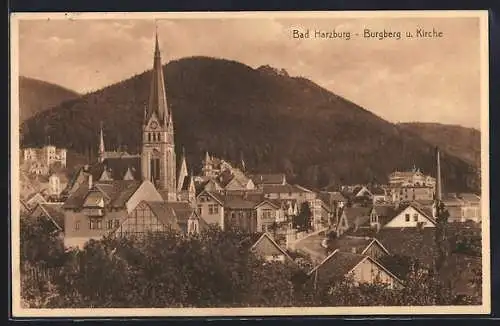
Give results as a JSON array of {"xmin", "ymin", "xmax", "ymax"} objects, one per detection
[{"xmin": 10, "ymin": 10, "xmax": 490, "ymax": 317}]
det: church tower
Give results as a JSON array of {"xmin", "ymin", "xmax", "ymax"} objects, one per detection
[{"xmin": 141, "ymin": 30, "xmax": 177, "ymax": 201}]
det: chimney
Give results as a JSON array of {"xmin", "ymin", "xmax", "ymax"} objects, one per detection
[{"xmin": 436, "ymin": 147, "xmax": 442, "ymax": 201}]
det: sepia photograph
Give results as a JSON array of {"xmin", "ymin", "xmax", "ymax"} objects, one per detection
[{"xmin": 10, "ymin": 11, "xmax": 490, "ymax": 317}]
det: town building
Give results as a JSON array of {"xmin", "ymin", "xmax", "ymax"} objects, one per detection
[
  {"xmin": 327, "ymin": 236, "xmax": 389, "ymax": 260},
  {"xmin": 23, "ymin": 145, "xmax": 67, "ymax": 170},
  {"xmin": 443, "ymin": 193, "xmax": 482, "ymax": 223},
  {"xmin": 308, "ymin": 249, "xmax": 402, "ymax": 289},
  {"xmin": 388, "ymin": 166, "xmax": 436, "ymax": 188},
  {"xmin": 247, "ymin": 232, "xmax": 293, "ymax": 263}
]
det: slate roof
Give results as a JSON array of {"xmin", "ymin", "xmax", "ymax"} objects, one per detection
[
  {"xmin": 309, "ymin": 250, "xmax": 401, "ymax": 288},
  {"xmin": 146, "ymin": 201, "xmax": 182, "ymax": 231},
  {"xmin": 197, "ymin": 190, "xmax": 226, "ymax": 205},
  {"xmin": 180, "ymin": 176, "xmax": 194, "ymax": 191},
  {"xmin": 349, "ymin": 227, "xmax": 438, "ymax": 267},
  {"xmin": 250, "ymin": 232, "xmax": 293, "ymax": 261},
  {"xmin": 224, "ymin": 197, "xmax": 258, "ymax": 210},
  {"xmin": 343, "ymin": 206, "xmax": 372, "ymax": 227},
  {"xmin": 328, "ymin": 236, "xmax": 385, "ymax": 255},
  {"xmin": 91, "ymin": 157, "xmax": 142, "ymax": 181},
  {"xmin": 250, "ymin": 174, "xmax": 286, "ymax": 185},
  {"xmin": 308, "ymin": 250, "xmax": 368, "ymax": 286},
  {"xmin": 63, "ymin": 180, "xmax": 142, "ymax": 209}
]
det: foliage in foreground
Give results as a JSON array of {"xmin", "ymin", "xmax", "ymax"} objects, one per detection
[{"xmin": 20, "ymin": 218, "xmax": 482, "ymax": 308}]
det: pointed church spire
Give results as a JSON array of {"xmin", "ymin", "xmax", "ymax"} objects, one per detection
[
  {"xmin": 98, "ymin": 121, "xmax": 105, "ymax": 162},
  {"xmin": 145, "ymin": 26, "xmax": 169, "ymax": 125}
]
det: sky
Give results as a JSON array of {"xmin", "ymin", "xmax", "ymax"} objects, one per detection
[{"xmin": 17, "ymin": 14, "xmax": 483, "ymax": 129}]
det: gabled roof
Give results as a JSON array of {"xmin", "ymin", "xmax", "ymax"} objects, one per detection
[
  {"xmin": 399, "ymin": 202, "xmax": 436, "ymax": 225},
  {"xmin": 308, "ymin": 250, "xmax": 402, "ymax": 287},
  {"xmin": 250, "ymin": 232, "xmax": 293, "ymax": 261},
  {"xmin": 164, "ymin": 201, "xmax": 197, "ymax": 223},
  {"xmin": 328, "ymin": 236, "xmax": 390, "ymax": 256},
  {"xmin": 145, "ymin": 201, "xmax": 181, "ymax": 231},
  {"xmin": 196, "ymin": 190, "xmax": 225, "ymax": 205},
  {"xmin": 63, "ymin": 180, "xmax": 142, "ymax": 209},
  {"xmin": 254, "ymin": 199, "xmax": 281, "ymax": 209},
  {"xmin": 26, "ymin": 192, "xmax": 46, "ymax": 205},
  {"xmin": 349, "ymin": 227, "xmax": 437, "ymax": 267}
]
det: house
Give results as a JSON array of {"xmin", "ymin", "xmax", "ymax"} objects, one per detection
[
  {"xmin": 308, "ymin": 249, "xmax": 403, "ymax": 289},
  {"xmin": 250, "ymin": 174, "xmax": 287, "ymax": 187},
  {"xmin": 370, "ymin": 187, "xmax": 387, "ymax": 204},
  {"xmin": 254, "ymin": 199, "xmax": 284, "ymax": 232},
  {"xmin": 176, "ymin": 175, "xmax": 196, "ymax": 203},
  {"xmin": 62, "ymin": 176, "xmax": 164, "ymax": 249},
  {"xmin": 47, "ymin": 172, "xmax": 69, "ymax": 199},
  {"xmin": 220, "ymin": 169, "xmax": 256, "ymax": 191},
  {"xmin": 386, "ymin": 184, "xmax": 434, "ymax": 203},
  {"xmin": 444, "ymin": 193, "xmax": 481, "ymax": 223},
  {"xmin": 334, "ymin": 206, "xmax": 372, "ymax": 236},
  {"xmin": 262, "ymin": 184, "xmax": 316, "ymax": 204},
  {"xmin": 196, "ymin": 190, "xmax": 226, "ymax": 229},
  {"xmin": 23, "ymin": 145, "xmax": 67, "ymax": 168},
  {"xmin": 388, "ymin": 167, "xmax": 436, "ymax": 188},
  {"xmin": 25, "ymin": 192, "xmax": 47, "ymax": 211},
  {"xmin": 223, "ymin": 197, "xmax": 259, "ymax": 233},
  {"xmin": 247, "ymin": 232, "xmax": 293, "ymax": 263},
  {"xmin": 29, "ymin": 203, "xmax": 65, "ymax": 234},
  {"xmin": 309, "ymin": 198, "xmax": 331, "ymax": 231},
  {"xmin": 194, "ymin": 178, "xmax": 224, "ymax": 194},
  {"xmin": 349, "ymin": 227, "xmax": 439, "ymax": 268},
  {"xmin": 114, "ymin": 200, "xmax": 204, "ymax": 237},
  {"xmin": 327, "ymin": 235, "xmax": 390, "ymax": 260},
  {"xmin": 382, "ymin": 202, "xmax": 436, "ymax": 229}
]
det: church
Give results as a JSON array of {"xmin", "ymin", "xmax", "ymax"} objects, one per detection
[
  {"xmin": 61, "ymin": 32, "xmax": 198, "ymax": 249},
  {"xmin": 69, "ymin": 31, "xmax": 195, "ymax": 204}
]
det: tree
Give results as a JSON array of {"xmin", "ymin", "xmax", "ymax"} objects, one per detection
[{"xmin": 294, "ymin": 202, "xmax": 312, "ymax": 231}]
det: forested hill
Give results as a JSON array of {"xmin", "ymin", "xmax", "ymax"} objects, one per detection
[
  {"xmin": 398, "ymin": 122, "xmax": 481, "ymax": 169},
  {"xmin": 20, "ymin": 56, "xmax": 480, "ymax": 193},
  {"xmin": 18, "ymin": 76, "xmax": 80, "ymax": 123}
]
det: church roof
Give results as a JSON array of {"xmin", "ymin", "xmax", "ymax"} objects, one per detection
[
  {"xmin": 146, "ymin": 32, "xmax": 169, "ymax": 125},
  {"xmin": 91, "ymin": 157, "xmax": 142, "ymax": 181},
  {"xmin": 63, "ymin": 180, "xmax": 142, "ymax": 209},
  {"xmin": 180, "ymin": 175, "xmax": 193, "ymax": 191}
]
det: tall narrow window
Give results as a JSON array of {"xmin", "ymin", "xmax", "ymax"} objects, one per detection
[
  {"xmin": 157, "ymin": 133, "xmax": 161, "ymax": 141},
  {"xmin": 148, "ymin": 133, "xmax": 151, "ymax": 142}
]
